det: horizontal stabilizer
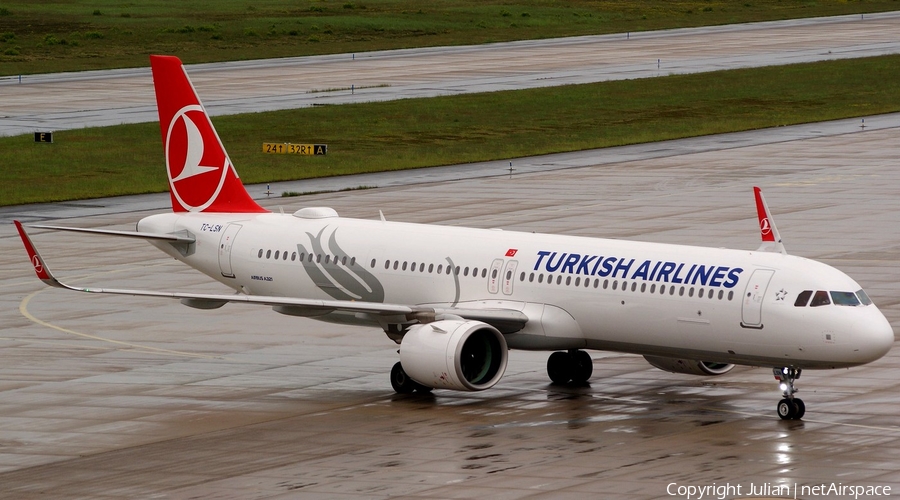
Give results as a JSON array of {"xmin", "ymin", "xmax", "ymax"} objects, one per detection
[{"xmin": 30, "ymin": 224, "xmax": 196, "ymax": 243}]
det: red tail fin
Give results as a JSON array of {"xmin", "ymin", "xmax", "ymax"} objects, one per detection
[{"xmin": 150, "ymin": 55, "xmax": 266, "ymax": 213}]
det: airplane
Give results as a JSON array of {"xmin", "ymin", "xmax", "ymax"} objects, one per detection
[{"xmin": 14, "ymin": 55, "xmax": 894, "ymax": 421}]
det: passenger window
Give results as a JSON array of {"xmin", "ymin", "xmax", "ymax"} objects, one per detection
[
  {"xmin": 371, "ymin": 259, "xmax": 377, "ymax": 268},
  {"xmin": 718, "ymin": 290, "xmax": 724, "ymax": 300},
  {"xmin": 473, "ymin": 267, "xmax": 478, "ymax": 276},
  {"xmin": 727, "ymin": 291, "xmax": 733, "ymax": 300},
  {"xmin": 612, "ymin": 280, "xmax": 617, "ymax": 290},
  {"xmin": 810, "ymin": 290, "xmax": 831, "ymax": 307},
  {"xmin": 640, "ymin": 283, "xmax": 646, "ymax": 293},
  {"xmin": 556, "ymin": 275, "xmax": 562, "ymax": 285},
  {"xmin": 291, "ymin": 252, "xmax": 297, "ymax": 261},
  {"xmin": 258, "ymin": 249, "xmax": 263, "ymax": 258},
  {"xmin": 688, "ymin": 288, "xmax": 694, "ymax": 297},
  {"xmin": 393, "ymin": 261, "xmax": 399, "ymax": 270},
  {"xmin": 274, "ymin": 250, "xmax": 280, "ymax": 260},
  {"xmin": 384, "ymin": 260, "xmax": 390, "ymax": 269},
  {"xmin": 481, "ymin": 269, "xmax": 487, "ymax": 278},
  {"xmin": 529, "ymin": 273, "xmax": 534, "ymax": 282},
  {"xmin": 437, "ymin": 264, "xmax": 443, "ymax": 274},
  {"xmin": 565, "ymin": 276, "xmax": 571, "ymax": 286},
  {"xmin": 593, "ymin": 279, "xmax": 599, "ymax": 288},
  {"xmin": 575, "ymin": 277, "xmax": 581, "ymax": 287},
  {"xmin": 794, "ymin": 290, "xmax": 813, "ymax": 307},
  {"xmin": 428, "ymin": 264, "xmax": 434, "ymax": 273},
  {"xmin": 463, "ymin": 267, "xmax": 469, "ymax": 277},
  {"xmin": 631, "ymin": 282, "xmax": 637, "ymax": 292},
  {"xmin": 351, "ymin": 257, "xmax": 356, "ymax": 266},
  {"xmin": 266, "ymin": 250, "xmax": 271, "ymax": 259},
  {"xmin": 650, "ymin": 284, "xmax": 656, "ymax": 293},
  {"xmin": 831, "ymin": 291, "xmax": 861, "ymax": 306},
  {"xmin": 520, "ymin": 272, "xmax": 526, "ymax": 281},
  {"xmin": 538, "ymin": 274, "xmax": 544, "ymax": 283},
  {"xmin": 299, "ymin": 252, "xmax": 306, "ymax": 261},
  {"xmin": 492, "ymin": 269, "xmax": 498, "ymax": 279},
  {"xmin": 283, "ymin": 252, "xmax": 288, "ymax": 261}
]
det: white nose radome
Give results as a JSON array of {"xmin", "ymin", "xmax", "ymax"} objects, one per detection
[{"xmin": 855, "ymin": 307, "xmax": 895, "ymax": 364}]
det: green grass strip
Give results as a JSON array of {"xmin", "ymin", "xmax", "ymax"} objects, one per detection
[{"xmin": 2, "ymin": 54, "xmax": 899, "ymax": 206}]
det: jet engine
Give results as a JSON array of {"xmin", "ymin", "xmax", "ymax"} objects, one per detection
[
  {"xmin": 400, "ymin": 320, "xmax": 508, "ymax": 391},
  {"xmin": 643, "ymin": 355, "xmax": 734, "ymax": 376}
]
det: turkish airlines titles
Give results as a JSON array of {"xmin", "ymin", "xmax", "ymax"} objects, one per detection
[{"xmin": 532, "ymin": 251, "xmax": 744, "ymax": 289}]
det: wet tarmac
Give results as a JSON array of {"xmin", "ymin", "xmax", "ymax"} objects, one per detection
[{"xmin": 1, "ymin": 120, "xmax": 899, "ymax": 498}]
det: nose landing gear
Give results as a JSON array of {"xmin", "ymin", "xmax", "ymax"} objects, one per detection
[{"xmin": 774, "ymin": 367, "xmax": 805, "ymax": 420}]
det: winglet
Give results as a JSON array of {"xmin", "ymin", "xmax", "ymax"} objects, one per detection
[
  {"xmin": 14, "ymin": 221, "xmax": 67, "ymax": 288},
  {"xmin": 753, "ymin": 187, "xmax": 786, "ymax": 254}
]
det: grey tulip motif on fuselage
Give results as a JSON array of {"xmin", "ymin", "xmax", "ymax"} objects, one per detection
[{"xmin": 297, "ymin": 227, "xmax": 385, "ymax": 302}]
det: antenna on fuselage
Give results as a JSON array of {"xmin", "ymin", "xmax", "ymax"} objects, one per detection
[{"xmin": 754, "ymin": 186, "xmax": 786, "ymax": 254}]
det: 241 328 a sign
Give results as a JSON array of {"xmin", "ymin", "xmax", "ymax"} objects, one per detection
[{"xmin": 262, "ymin": 143, "xmax": 326, "ymax": 155}]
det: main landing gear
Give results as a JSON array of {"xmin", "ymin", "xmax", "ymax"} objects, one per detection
[
  {"xmin": 390, "ymin": 362, "xmax": 432, "ymax": 394},
  {"xmin": 547, "ymin": 349, "xmax": 593, "ymax": 385},
  {"xmin": 774, "ymin": 367, "xmax": 805, "ymax": 420}
]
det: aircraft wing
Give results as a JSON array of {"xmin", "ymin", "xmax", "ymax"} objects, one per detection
[{"xmin": 14, "ymin": 221, "xmax": 527, "ymax": 333}]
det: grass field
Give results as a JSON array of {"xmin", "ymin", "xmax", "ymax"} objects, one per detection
[
  {"xmin": 2, "ymin": 54, "xmax": 899, "ymax": 206},
  {"xmin": 0, "ymin": 0, "xmax": 898, "ymax": 75}
]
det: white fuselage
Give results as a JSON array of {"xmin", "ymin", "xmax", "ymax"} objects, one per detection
[{"xmin": 138, "ymin": 209, "xmax": 894, "ymax": 369}]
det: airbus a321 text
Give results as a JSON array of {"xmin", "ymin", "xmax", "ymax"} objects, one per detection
[{"xmin": 15, "ymin": 55, "xmax": 894, "ymax": 420}]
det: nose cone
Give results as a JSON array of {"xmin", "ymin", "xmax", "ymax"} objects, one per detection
[{"xmin": 857, "ymin": 307, "xmax": 895, "ymax": 364}]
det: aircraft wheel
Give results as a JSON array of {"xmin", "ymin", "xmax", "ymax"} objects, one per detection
[
  {"xmin": 792, "ymin": 399, "xmax": 805, "ymax": 420},
  {"xmin": 547, "ymin": 351, "xmax": 573, "ymax": 384},
  {"xmin": 391, "ymin": 362, "xmax": 417, "ymax": 394},
  {"xmin": 571, "ymin": 350, "xmax": 593, "ymax": 384},
  {"xmin": 777, "ymin": 398, "xmax": 797, "ymax": 420}
]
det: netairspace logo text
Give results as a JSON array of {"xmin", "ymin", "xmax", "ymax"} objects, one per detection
[{"xmin": 666, "ymin": 482, "xmax": 891, "ymax": 499}]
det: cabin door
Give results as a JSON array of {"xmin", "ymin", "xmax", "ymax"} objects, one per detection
[
  {"xmin": 741, "ymin": 269, "xmax": 774, "ymax": 327},
  {"xmin": 218, "ymin": 224, "xmax": 242, "ymax": 278}
]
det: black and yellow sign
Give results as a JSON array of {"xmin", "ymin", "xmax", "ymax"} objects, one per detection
[
  {"xmin": 34, "ymin": 132, "xmax": 53, "ymax": 143},
  {"xmin": 262, "ymin": 143, "xmax": 327, "ymax": 155}
]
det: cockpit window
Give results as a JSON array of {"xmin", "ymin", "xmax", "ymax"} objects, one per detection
[
  {"xmin": 857, "ymin": 289, "xmax": 873, "ymax": 306},
  {"xmin": 831, "ymin": 291, "xmax": 861, "ymax": 306},
  {"xmin": 809, "ymin": 290, "xmax": 831, "ymax": 307},
  {"xmin": 794, "ymin": 290, "xmax": 812, "ymax": 307}
]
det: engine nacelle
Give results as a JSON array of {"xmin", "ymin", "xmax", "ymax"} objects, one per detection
[
  {"xmin": 400, "ymin": 320, "xmax": 508, "ymax": 391},
  {"xmin": 643, "ymin": 356, "xmax": 734, "ymax": 376}
]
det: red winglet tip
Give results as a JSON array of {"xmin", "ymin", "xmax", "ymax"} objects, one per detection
[
  {"xmin": 14, "ymin": 220, "xmax": 52, "ymax": 281},
  {"xmin": 754, "ymin": 186, "xmax": 775, "ymax": 242}
]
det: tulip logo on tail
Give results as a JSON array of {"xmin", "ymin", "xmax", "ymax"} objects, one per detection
[
  {"xmin": 166, "ymin": 104, "xmax": 230, "ymax": 212},
  {"xmin": 759, "ymin": 217, "xmax": 772, "ymax": 237},
  {"xmin": 298, "ymin": 227, "xmax": 385, "ymax": 302}
]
